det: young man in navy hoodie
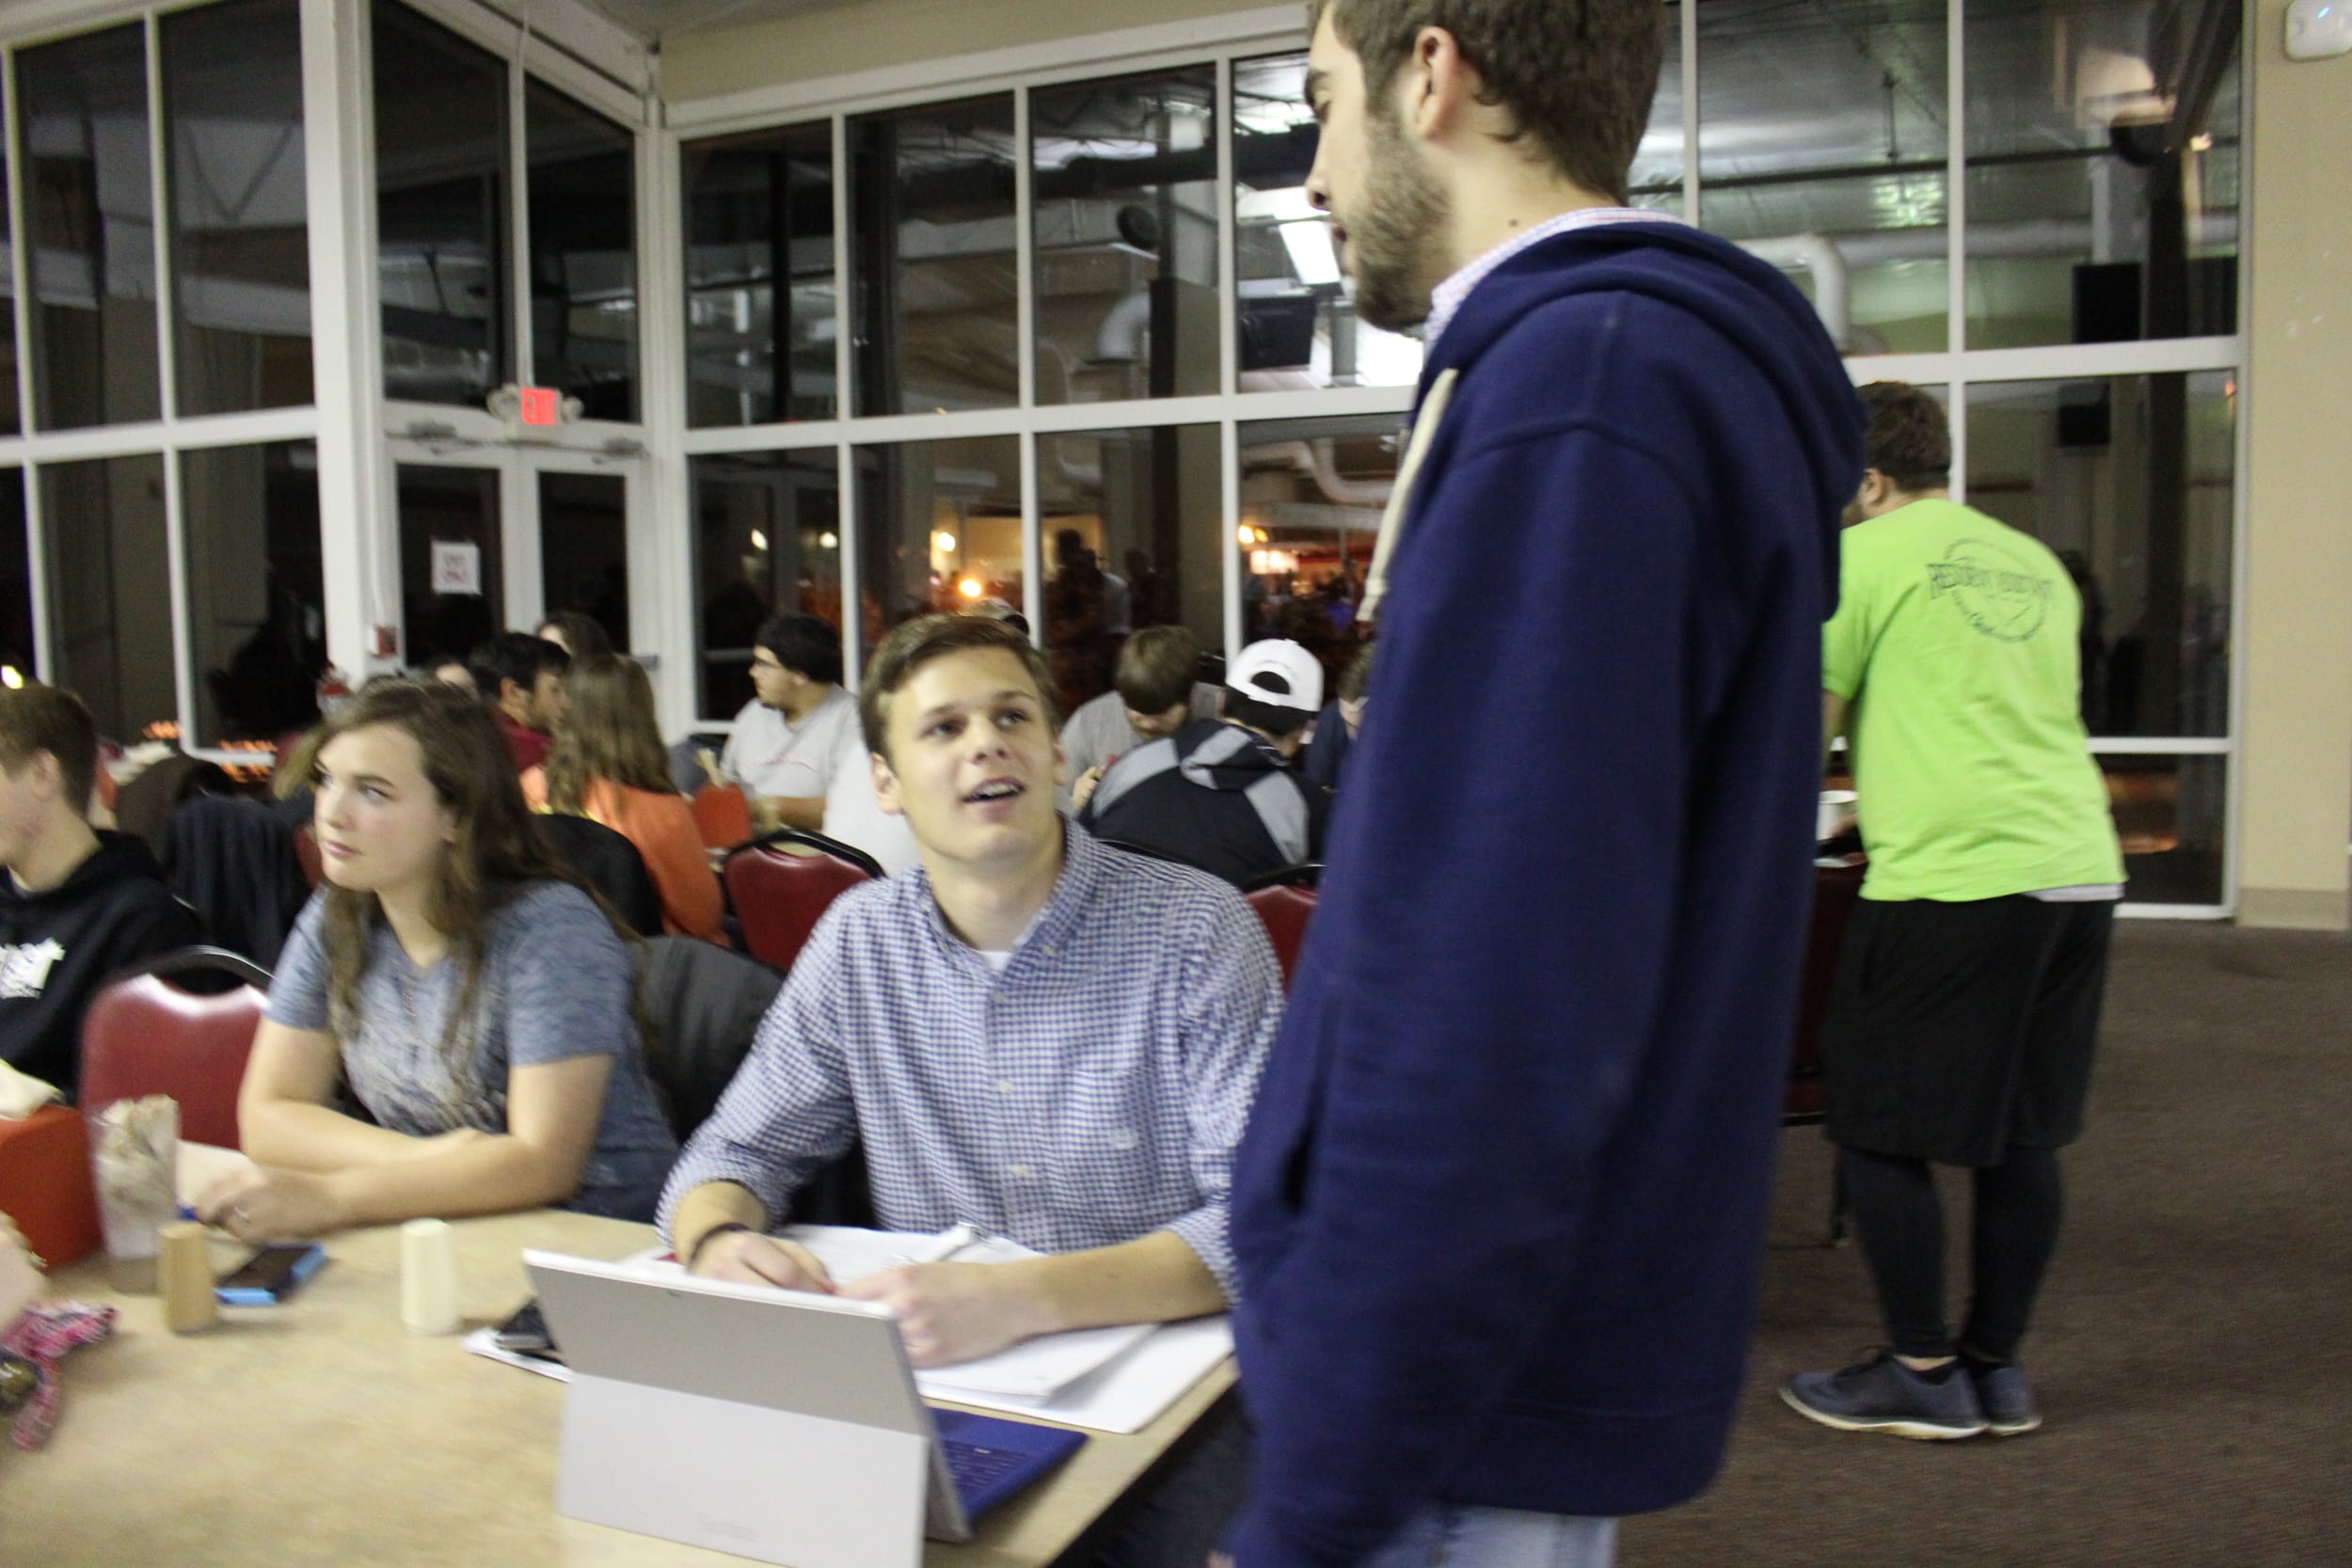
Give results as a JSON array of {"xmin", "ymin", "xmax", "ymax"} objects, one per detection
[
  {"xmin": 0, "ymin": 685, "xmax": 200, "ymax": 1098},
  {"xmin": 1223, "ymin": 5, "xmax": 1864, "ymax": 1567}
]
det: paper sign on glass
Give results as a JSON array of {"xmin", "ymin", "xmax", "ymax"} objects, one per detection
[{"xmin": 430, "ymin": 540, "xmax": 482, "ymax": 596}]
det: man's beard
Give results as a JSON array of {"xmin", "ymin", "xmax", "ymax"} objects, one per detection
[{"xmin": 1342, "ymin": 103, "xmax": 1452, "ymax": 333}]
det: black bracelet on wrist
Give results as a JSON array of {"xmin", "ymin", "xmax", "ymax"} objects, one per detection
[{"xmin": 685, "ymin": 1221, "xmax": 754, "ymax": 1271}]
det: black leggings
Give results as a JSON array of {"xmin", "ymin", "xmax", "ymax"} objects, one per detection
[{"xmin": 1841, "ymin": 1143, "xmax": 2065, "ymax": 1362}]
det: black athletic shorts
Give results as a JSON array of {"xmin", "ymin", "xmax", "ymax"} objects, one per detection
[{"xmin": 1822, "ymin": 895, "xmax": 2115, "ymax": 1167}]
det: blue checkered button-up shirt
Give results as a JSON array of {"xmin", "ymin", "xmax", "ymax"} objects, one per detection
[{"xmin": 657, "ymin": 824, "xmax": 1282, "ymax": 1295}]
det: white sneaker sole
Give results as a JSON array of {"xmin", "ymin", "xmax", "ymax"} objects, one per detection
[{"xmin": 1779, "ymin": 1384, "xmax": 1987, "ymax": 1440}]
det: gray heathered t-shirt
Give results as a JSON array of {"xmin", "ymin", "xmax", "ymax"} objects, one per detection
[{"xmin": 267, "ymin": 883, "xmax": 678, "ymax": 1220}]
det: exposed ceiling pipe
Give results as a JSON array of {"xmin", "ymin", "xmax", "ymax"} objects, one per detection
[
  {"xmin": 1092, "ymin": 291, "xmax": 1152, "ymax": 363},
  {"xmin": 1737, "ymin": 232, "xmax": 1851, "ymax": 351},
  {"xmin": 1259, "ymin": 440, "xmax": 1393, "ymax": 507}
]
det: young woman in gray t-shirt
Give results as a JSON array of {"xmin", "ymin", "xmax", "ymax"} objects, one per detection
[{"xmin": 195, "ymin": 679, "xmax": 676, "ymax": 1237}]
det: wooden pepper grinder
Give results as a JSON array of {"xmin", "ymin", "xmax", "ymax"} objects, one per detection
[{"xmin": 157, "ymin": 1221, "xmax": 219, "ymax": 1335}]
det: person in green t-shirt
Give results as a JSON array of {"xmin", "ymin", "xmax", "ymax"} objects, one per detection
[{"xmin": 1784, "ymin": 382, "xmax": 2125, "ymax": 1446}]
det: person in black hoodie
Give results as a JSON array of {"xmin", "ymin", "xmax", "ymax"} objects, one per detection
[
  {"xmin": 1077, "ymin": 639, "xmax": 1329, "ymax": 886},
  {"xmin": 0, "ymin": 685, "xmax": 200, "ymax": 1097}
]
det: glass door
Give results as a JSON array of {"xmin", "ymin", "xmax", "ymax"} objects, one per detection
[{"xmin": 391, "ymin": 457, "xmax": 505, "ymax": 672}]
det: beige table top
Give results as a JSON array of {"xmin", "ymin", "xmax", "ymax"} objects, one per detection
[{"xmin": 0, "ymin": 1210, "xmax": 1233, "ymax": 1568}]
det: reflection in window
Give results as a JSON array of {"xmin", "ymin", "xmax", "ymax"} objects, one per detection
[
  {"xmin": 1031, "ymin": 69, "xmax": 1218, "ymax": 404},
  {"xmin": 0, "ymin": 81, "xmax": 16, "ymax": 438},
  {"xmin": 1232, "ymin": 53, "xmax": 1421, "ymax": 392},
  {"xmin": 396, "ymin": 466, "xmax": 503, "ymax": 666},
  {"xmin": 528, "ymin": 83, "xmax": 637, "ymax": 421},
  {"xmin": 1041, "ymin": 425, "xmax": 1221, "ymax": 713},
  {"xmin": 1633, "ymin": 3, "xmax": 1686, "ymax": 218},
  {"xmin": 1965, "ymin": 0, "xmax": 2239, "ymax": 349},
  {"xmin": 683, "ymin": 122, "xmax": 835, "ymax": 427},
  {"xmin": 0, "ymin": 470, "xmax": 30, "ymax": 678},
  {"xmin": 19, "ymin": 24, "xmax": 162, "ymax": 431},
  {"xmin": 540, "ymin": 470, "xmax": 630, "ymax": 657},
  {"xmin": 1698, "ymin": 0, "xmax": 1950, "ymax": 355},
  {"xmin": 691, "ymin": 451, "xmax": 841, "ymax": 719},
  {"xmin": 850, "ymin": 97, "xmax": 1018, "ymax": 416},
  {"xmin": 2102, "ymin": 753, "xmax": 2224, "ymax": 903},
  {"xmin": 183, "ymin": 442, "xmax": 325, "ymax": 746},
  {"xmin": 854, "ymin": 436, "xmax": 1022, "ymax": 657},
  {"xmin": 1238, "ymin": 416, "xmax": 1393, "ymax": 686},
  {"xmin": 42, "ymin": 455, "xmax": 172, "ymax": 741},
  {"xmin": 374, "ymin": 3, "xmax": 508, "ymax": 406},
  {"xmin": 162, "ymin": 0, "xmax": 312, "ymax": 417},
  {"xmin": 1965, "ymin": 372, "xmax": 2233, "ymax": 736}
]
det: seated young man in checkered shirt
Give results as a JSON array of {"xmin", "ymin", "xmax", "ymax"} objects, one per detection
[{"xmin": 659, "ymin": 613, "xmax": 1282, "ymax": 1369}]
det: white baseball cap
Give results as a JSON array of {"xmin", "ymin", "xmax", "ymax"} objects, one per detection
[{"xmin": 1229, "ymin": 639, "xmax": 1325, "ymax": 713}]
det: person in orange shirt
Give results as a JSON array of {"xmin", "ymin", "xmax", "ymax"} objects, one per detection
[{"xmin": 524, "ymin": 657, "xmax": 725, "ymax": 944}]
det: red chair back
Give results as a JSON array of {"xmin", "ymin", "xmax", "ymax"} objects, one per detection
[
  {"xmin": 1245, "ymin": 881, "xmax": 1320, "ymax": 986},
  {"xmin": 1785, "ymin": 861, "xmax": 1867, "ymax": 1121},
  {"xmin": 692, "ymin": 784, "xmax": 755, "ymax": 850},
  {"xmin": 78, "ymin": 949, "xmax": 273, "ymax": 1150},
  {"xmin": 724, "ymin": 832, "xmax": 880, "ymax": 973}
]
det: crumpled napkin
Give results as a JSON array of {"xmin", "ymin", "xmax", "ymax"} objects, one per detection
[
  {"xmin": 0, "ymin": 1063, "xmax": 62, "ymax": 1120},
  {"xmin": 1, "ymin": 1303, "xmax": 117, "ymax": 1449}
]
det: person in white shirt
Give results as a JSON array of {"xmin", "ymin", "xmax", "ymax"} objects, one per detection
[
  {"xmin": 1057, "ymin": 626, "xmax": 1222, "ymax": 814},
  {"xmin": 718, "ymin": 614, "xmax": 861, "ymax": 832}
]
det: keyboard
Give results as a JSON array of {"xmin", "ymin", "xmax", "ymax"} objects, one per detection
[{"xmin": 944, "ymin": 1439, "xmax": 1029, "ymax": 1498}]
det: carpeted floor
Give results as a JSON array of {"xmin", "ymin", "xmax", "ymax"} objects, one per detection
[{"xmin": 1624, "ymin": 920, "xmax": 2352, "ymax": 1567}]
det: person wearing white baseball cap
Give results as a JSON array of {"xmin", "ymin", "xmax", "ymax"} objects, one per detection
[{"xmin": 1078, "ymin": 639, "xmax": 1330, "ymax": 887}]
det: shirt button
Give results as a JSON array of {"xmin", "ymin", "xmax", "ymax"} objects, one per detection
[
  {"xmin": 1106, "ymin": 1129, "xmax": 1138, "ymax": 1151},
  {"xmin": 994, "ymin": 1080, "xmax": 1016, "ymax": 1095},
  {"xmin": 1009, "ymin": 1163, "xmax": 1033, "ymax": 1178}
]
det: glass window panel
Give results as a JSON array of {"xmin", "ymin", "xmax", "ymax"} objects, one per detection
[
  {"xmin": 1964, "ymin": 0, "xmax": 2239, "ymax": 349},
  {"xmin": 2102, "ymin": 752, "xmax": 2224, "ymax": 903},
  {"xmin": 396, "ymin": 465, "xmax": 503, "ymax": 666},
  {"xmin": 42, "ymin": 454, "xmax": 172, "ymax": 741},
  {"xmin": 1697, "ymin": 0, "xmax": 1950, "ymax": 355},
  {"xmin": 0, "ymin": 79, "xmax": 17, "ymax": 438},
  {"xmin": 1632, "ymin": 2, "xmax": 1686, "ymax": 217},
  {"xmin": 850, "ymin": 96, "xmax": 1018, "ymax": 416},
  {"xmin": 691, "ymin": 450, "xmax": 842, "ymax": 720},
  {"xmin": 1964, "ymin": 372, "xmax": 2233, "ymax": 737},
  {"xmin": 1232, "ymin": 52, "xmax": 1422, "ymax": 392},
  {"xmin": 528, "ymin": 82, "xmax": 637, "ymax": 421},
  {"xmin": 1041, "ymin": 424, "xmax": 1221, "ymax": 712},
  {"xmin": 1031, "ymin": 68, "xmax": 1218, "ymax": 404},
  {"xmin": 539, "ymin": 469, "xmax": 629, "ymax": 655},
  {"xmin": 183, "ymin": 441, "xmax": 325, "ymax": 747},
  {"xmin": 854, "ymin": 434, "xmax": 1023, "ymax": 652},
  {"xmin": 19, "ymin": 24, "xmax": 163, "ymax": 431},
  {"xmin": 162, "ymin": 0, "xmax": 311, "ymax": 418},
  {"xmin": 0, "ymin": 469, "xmax": 29, "ymax": 677},
  {"xmin": 682, "ymin": 121, "xmax": 835, "ymax": 427},
  {"xmin": 374, "ymin": 3, "xmax": 509, "ymax": 406},
  {"xmin": 1237, "ymin": 415, "xmax": 1392, "ymax": 684}
]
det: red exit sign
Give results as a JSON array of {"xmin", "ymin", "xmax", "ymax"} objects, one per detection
[{"xmin": 518, "ymin": 386, "xmax": 560, "ymax": 426}]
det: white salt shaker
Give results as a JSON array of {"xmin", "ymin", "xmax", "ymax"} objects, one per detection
[{"xmin": 399, "ymin": 1218, "xmax": 461, "ymax": 1336}]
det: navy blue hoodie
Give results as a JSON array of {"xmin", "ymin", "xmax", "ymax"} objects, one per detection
[{"xmin": 1227, "ymin": 222, "xmax": 1862, "ymax": 1567}]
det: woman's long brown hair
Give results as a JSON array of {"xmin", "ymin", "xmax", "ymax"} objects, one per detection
[
  {"xmin": 542, "ymin": 656, "xmax": 675, "ymax": 815},
  {"xmin": 280, "ymin": 676, "xmax": 634, "ymax": 1107}
]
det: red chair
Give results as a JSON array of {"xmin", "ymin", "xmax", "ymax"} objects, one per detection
[
  {"xmin": 292, "ymin": 822, "xmax": 325, "ymax": 890},
  {"xmin": 78, "ymin": 948, "xmax": 273, "ymax": 1151},
  {"xmin": 1241, "ymin": 864, "xmax": 1322, "ymax": 986},
  {"xmin": 723, "ymin": 829, "xmax": 883, "ymax": 973},
  {"xmin": 692, "ymin": 784, "xmax": 755, "ymax": 851}
]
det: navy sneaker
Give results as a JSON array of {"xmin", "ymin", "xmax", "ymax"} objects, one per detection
[
  {"xmin": 1969, "ymin": 1361, "xmax": 2042, "ymax": 1435},
  {"xmin": 1781, "ymin": 1352, "xmax": 1989, "ymax": 1440}
]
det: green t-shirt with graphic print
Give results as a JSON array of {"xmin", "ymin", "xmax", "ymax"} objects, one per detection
[{"xmin": 1824, "ymin": 498, "xmax": 2123, "ymax": 902}]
